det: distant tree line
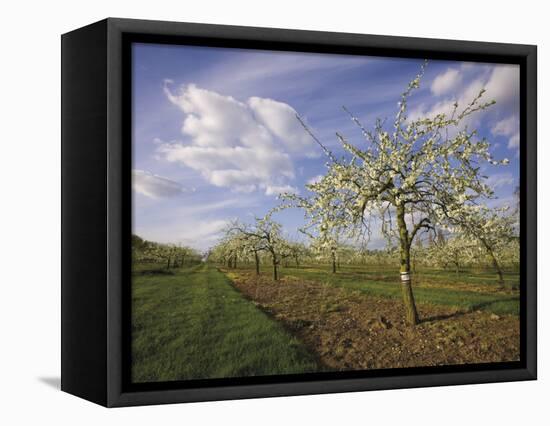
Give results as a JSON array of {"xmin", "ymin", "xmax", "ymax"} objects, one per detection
[
  {"xmin": 208, "ymin": 214, "xmax": 518, "ymax": 281},
  {"xmin": 132, "ymin": 235, "xmax": 202, "ymax": 270}
]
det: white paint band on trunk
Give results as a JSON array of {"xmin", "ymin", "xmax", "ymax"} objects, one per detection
[{"xmin": 400, "ymin": 272, "xmax": 410, "ymax": 282}]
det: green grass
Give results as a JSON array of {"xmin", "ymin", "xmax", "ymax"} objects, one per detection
[
  {"xmin": 132, "ymin": 263, "xmax": 318, "ymax": 383},
  {"xmin": 237, "ymin": 264, "xmax": 520, "ymax": 316},
  {"xmin": 284, "ymin": 263, "xmax": 519, "ymax": 288}
]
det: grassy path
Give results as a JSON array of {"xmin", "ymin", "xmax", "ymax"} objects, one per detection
[{"xmin": 132, "ymin": 263, "xmax": 317, "ymax": 383}]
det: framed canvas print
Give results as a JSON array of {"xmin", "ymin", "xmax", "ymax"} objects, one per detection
[{"xmin": 61, "ymin": 18, "xmax": 537, "ymax": 407}]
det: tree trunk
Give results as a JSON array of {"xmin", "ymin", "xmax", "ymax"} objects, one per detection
[
  {"xmin": 486, "ymin": 246, "xmax": 504, "ymax": 286},
  {"xmin": 166, "ymin": 255, "xmax": 171, "ymax": 270},
  {"xmin": 331, "ymin": 250, "xmax": 336, "ymax": 274},
  {"xmin": 254, "ymin": 251, "xmax": 260, "ymax": 275},
  {"xmin": 397, "ymin": 203, "xmax": 420, "ymax": 326},
  {"xmin": 272, "ymin": 254, "xmax": 278, "ymax": 281},
  {"xmin": 480, "ymin": 239, "xmax": 504, "ymax": 286}
]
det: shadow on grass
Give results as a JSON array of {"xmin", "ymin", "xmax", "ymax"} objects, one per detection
[
  {"xmin": 470, "ymin": 297, "xmax": 519, "ymax": 313},
  {"xmin": 422, "ymin": 296, "xmax": 519, "ymax": 323},
  {"xmin": 421, "ymin": 311, "xmax": 467, "ymax": 323}
]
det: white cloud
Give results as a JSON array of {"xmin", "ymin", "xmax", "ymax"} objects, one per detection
[
  {"xmin": 137, "ymin": 218, "xmax": 229, "ymax": 251},
  {"xmin": 248, "ymin": 97, "xmax": 313, "ymax": 152},
  {"xmin": 307, "ymin": 175, "xmax": 323, "ymax": 185},
  {"xmin": 491, "ymin": 115, "xmax": 520, "ymax": 150},
  {"xmin": 508, "ymin": 134, "xmax": 520, "ymax": 149},
  {"xmin": 133, "ymin": 193, "xmax": 261, "ymax": 250},
  {"xmin": 492, "ymin": 116, "xmax": 517, "ymax": 136},
  {"xmin": 486, "ymin": 195, "xmax": 516, "ymax": 210},
  {"xmin": 177, "ymin": 198, "xmax": 246, "ymax": 215},
  {"xmin": 159, "ymin": 83, "xmax": 314, "ymax": 195},
  {"xmin": 431, "ymin": 68, "xmax": 462, "ymax": 96},
  {"xmin": 264, "ymin": 184, "xmax": 299, "ymax": 196},
  {"xmin": 132, "ymin": 169, "xmax": 190, "ymax": 199},
  {"xmin": 191, "ymin": 51, "xmax": 368, "ymax": 99},
  {"xmin": 409, "ymin": 77, "xmax": 485, "ymax": 123},
  {"xmin": 486, "ymin": 173, "xmax": 515, "ymax": 189},
  {"xmin": 179, "ymin": 219, "xmax": 229, "ymax": 245},
  {"xmin": 408, "ymin": 100, "xmax": 452, "ymax": 122},
  {"xmin": 484, "ymin": 65, "xmax": 520, "ymax": 107},
  {"xmin": 410, "ymin": 64, "xmax": 520, "ymax": 153},
  {"xmin": 427, "ymin": 64, "xmax": 518, "ymax": 108}
]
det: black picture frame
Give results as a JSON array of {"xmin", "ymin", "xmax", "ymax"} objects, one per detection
[{"xmin": 61, "ymin": 17, "xmax": 537, "ymax": 407}]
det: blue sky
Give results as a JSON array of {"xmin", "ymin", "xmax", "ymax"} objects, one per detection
[{"xmin": 132, "ymin": 43, "xmax": 520, "ymax": 251}]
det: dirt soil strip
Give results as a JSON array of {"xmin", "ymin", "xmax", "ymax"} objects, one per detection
[{"xmin": 223, "ymin": 270, "xmax": 520, "ymax": 371}]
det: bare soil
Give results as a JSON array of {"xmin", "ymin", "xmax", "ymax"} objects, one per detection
[{"xmin": 223, "ymin": 269, "xmax": 520, "ymax": 371}]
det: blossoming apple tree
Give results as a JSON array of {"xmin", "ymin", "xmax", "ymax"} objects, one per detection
[
  {"xmin": 227, "ymin": 215, "xmax": 286, "ymax": 280},
  {"xmin": 283, "ymin": 63, "xmax": 509, "ymax": 325},
  {"xmin": 447, "ymin": 205, "xmax": 517, "ymax": 286}
]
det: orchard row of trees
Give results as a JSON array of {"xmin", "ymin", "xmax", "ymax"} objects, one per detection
[
  {"xmin": 132, "ymin": 234, "xmax": 202, "ymax": 270},
  {"xmin": 212, "ymin": 63, "xmax": 518, "ymax": 326},
  {"xmin": 208, "ymin": 216, "xmax": 302, "ymax": 281},
  {"xmin": 209, "ymin": 215, "xmax": 518, "ymax": 280}
]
